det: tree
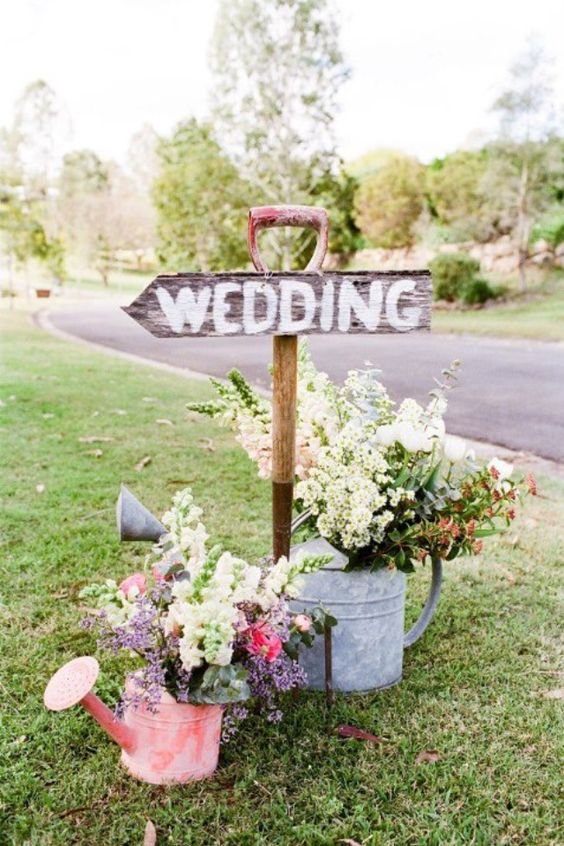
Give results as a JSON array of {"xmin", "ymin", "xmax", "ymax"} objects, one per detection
[
  {"xmin": 353, "ymin": 153, "xmax": 425, "ymax": 248},
  {"xmin": 312, "ymin": 167, "xmax": 363, "ymax": 258},
  {"xmin": 426, "ymin": 150, "xmax": 493, "ymax": 242},
  {"xmin": 58, "ymin": 151, "xmax": 153, "ymax": 285},
  {"xmin": 12, "ymin": 80, "xmax": 69, "ymax": 199},
  {"xmin": 489, "ymin": 37, "xmax": 563, "ymax": 289},
  {"xmin": 128, "ymin": 124, "xmax": 160, "ymax": 194},
  {"xmin": 209, "ymin": 0, "xmax": 349, "ymax": 268},
  {"xmin": 0, "ymin": 80, "xmax": 68, "ymax": 284},
  {"xmin": 153, "ymin": 119, "xmax": 251, "ymax": 271}
]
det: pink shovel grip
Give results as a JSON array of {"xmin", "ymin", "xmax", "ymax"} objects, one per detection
[{"xmin": 248, "ymin": 205, "xmax": 329, "ymax": 272}]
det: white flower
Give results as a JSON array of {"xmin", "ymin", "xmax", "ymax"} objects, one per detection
[
  {"xmin": 426, "ymin": 417, "xmax": 445, "ymax": 442},
  {"xmin": 488, "ymin": 457, "xmax": 513, "ymax": 480},
  {"xmin": 396, "ymin": 422, "xmax": 433, "ymax": 453},
  {"xmin": 443, "ymin": 435, "xmax": 467, "ymax": 463},
  {"xmin": 375, "ymin": 423, "xmax": 399, "ymax": 446}
]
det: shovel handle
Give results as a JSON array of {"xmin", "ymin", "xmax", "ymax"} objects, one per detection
[{"xmin": 248, "ymin": 205, "xmax": 329, "ymax": 273}]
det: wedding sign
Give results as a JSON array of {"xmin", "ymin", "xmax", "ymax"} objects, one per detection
[{"xmin": 123, "ymin": 270, "xmax": 431, "ymax": 338}]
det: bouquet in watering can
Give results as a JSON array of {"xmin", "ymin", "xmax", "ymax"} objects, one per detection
[
  {"xmin": 80, "ymin": 487, "xmax": 334, "ymax": 736},
  {"xmin": 188, "ymin": 344, "xmax": 537, "ymax": 572}
]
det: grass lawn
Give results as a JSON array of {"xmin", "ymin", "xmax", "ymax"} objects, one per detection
[
  {"xmin": 432, "ymin": 273, "xmax": 564, "ymax": 342},
  {"xmin": 1, "ymin": 311, "xmax": 563, "ymax": 846}
]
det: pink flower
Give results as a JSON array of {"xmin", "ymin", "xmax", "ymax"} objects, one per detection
[
  {"xmin": 245, "ymin": 622, "xmax": 283, "ymax": 662},
  {"xmin": 293, "ymin": 614, "xmax": 311, "ymax": 633},
  {"xmin": 152, "ymin": 565, "xmax": 165, "ymax": 581},
  {"xmin": 119, "ymin": 572, "xmax": 146, "ymax": 597}
]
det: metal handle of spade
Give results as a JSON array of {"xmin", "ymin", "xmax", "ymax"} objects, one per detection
[
  {"xmin": 249, "ymin": 205, "xmax": 329, "ymax": 565},
  {"xmin": 247, "ymin": 205, "xmax": 329, "ymax": 273}
]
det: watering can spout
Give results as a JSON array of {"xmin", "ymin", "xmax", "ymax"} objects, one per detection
[
  {"xmin": 43, "ymin": 657, "xmax": 137, "ymax": 753},
  {"xmin": 116, "ymin": 484, "xmax": 166, "ymax": 542}
]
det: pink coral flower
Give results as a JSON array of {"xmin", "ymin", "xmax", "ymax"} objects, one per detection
[
  {"xmin": 293, "ymin": 614, "xmax": 312, "ymax": 633},
  {"xmin": 245, "ymin": 622, "xmax": 283, "ymax": 662},
  {"xmin": 119, "ymin": 572, "xmax": 146, "ymax": 597}
]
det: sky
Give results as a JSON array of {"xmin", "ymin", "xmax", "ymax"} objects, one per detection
[{"xmin": 1, "ymin": 0, "xmax": 563, "ymax": 166}]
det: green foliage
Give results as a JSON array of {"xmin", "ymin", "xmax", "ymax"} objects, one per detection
[
  {"xmin": 429, "ymin": 252, "xmax": 480, "ymax": 302},
  {"xmin": 59, "ymin": 149, "xmax": 109, "ymax": 197},
  {"xmin": 426, "ymin": 150, "xmax": 492, "ymax": 241},
  {"xmin": 153, "ymin": 119, "xmax": 251, "ymax": 271},
  {"xmin": 354, "ymin": 153, "xmax": 425, "ymax": 248},
  {"xmin": 531, "ymin": 209, "xmax": 564, "ymax": 247},
  {"xmin": 461, "ymin": 277, "xmax": 497, "ymax": 306},
  {"xmin": 312, "ymin": 167, "xmax": 363, "ymax": 256},
  {"xmin": 0, "ymin": 186, "xmax": 66, "ymax": 279},
  {"xmin": 189, "ymin": 664, "xmax": 251, "ymax": 705},
  {"xmin": 187, "ymin": 369, "xmax": 269, "ymax": 423}
]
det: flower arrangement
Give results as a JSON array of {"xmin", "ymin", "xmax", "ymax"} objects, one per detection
[
  {"xmin": 189, "ymin": 345, "xmax": 537, "ymax": 572},
  {"xmin": 80, "ymin": 488, "xmax": 333, "ymax": 732}
]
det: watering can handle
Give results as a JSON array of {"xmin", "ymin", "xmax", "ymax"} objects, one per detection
[
  {"xmin": 404, "ymin": 557, "xmax": 443, "ymax": 647},
  {"xmin": 248, "ymin": 205, "xmax": 329, "ymax": 272}
]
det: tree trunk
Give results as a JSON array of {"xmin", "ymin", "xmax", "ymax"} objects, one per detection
[{"xmin": 517, "ymin": 161, "xmax": 529, "ymax": 293}]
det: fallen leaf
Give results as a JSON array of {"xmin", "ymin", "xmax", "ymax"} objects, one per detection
[
  {"xmin": 85, "ymin": 449, "xmax": 103, "ymax": 458},
  {"xmin": 542, "ymin": 688, "xmax": 564, "ymax": 700},
  {"xmin": 78, "ymin": 436, "xmax": 114, "ymax": 443},
  {"xmin": 167, "ymin": 479, "xmax": 192, "ymax": 486},
  {"xmin": 197, "ymin": 437, "xmax": 215, "ymax": 452},
  {"xmin": 156, "ymin": 418, "xmax": 174, "ymax": 426},
  {"xmin": 144, "ymin": 820, "xmax": 157, "ymax": 846},
  {"xmin": 135, "ymin": 455, "xmax": 152, "ymax": 472},
  {"xmin": 415, "ymin": 749, "xmax": 441, "ymax": 764},
  {"xmin": 336, "ymin": 724, "xmax": 384, "ymax": 744},
  {"xmin": 42, "ymin": 412, "xmax": 55, "ymax": 419},
  {"xmin": 36, "ymin": 483, "xmax": 45, "ymax": 494},
  {"xmin": 502, "ymin": 569, "xmax": 516, "ymax": 584}
]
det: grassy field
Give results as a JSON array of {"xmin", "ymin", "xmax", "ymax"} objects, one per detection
[
  {"xmin": 1, "ymin": 311, "xmax": 563, "ymax": 846},
  {"xmin": 432, "ymin": 273, "xmax": 564, "ymax": 342}
]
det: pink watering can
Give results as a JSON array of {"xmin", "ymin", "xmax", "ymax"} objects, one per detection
[{"xmin": 43, "ymin": 657, "xmax": 223, "ymax": 785}]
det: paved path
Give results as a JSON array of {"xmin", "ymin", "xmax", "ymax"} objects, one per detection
[{"xmin": 47, "ymin": 304, "xmax": 564, "ymax": 462}]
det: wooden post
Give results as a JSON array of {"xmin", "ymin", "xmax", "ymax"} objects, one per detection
[
  {"xmin": 272, "ymin": 335, "xmax": 298, "ymax": 562},
  {"xmin": 247, "ymin": 205, "xmax": 329, "ymax": 563}
]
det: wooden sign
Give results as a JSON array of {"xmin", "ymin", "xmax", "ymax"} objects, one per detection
[
  {"xmin": 123, "ymin": 204, "xmax": 434, "ymax": 572},
  {"xmin": 123, "ymin": 270, "xmax": 431, "ymax": 338}
]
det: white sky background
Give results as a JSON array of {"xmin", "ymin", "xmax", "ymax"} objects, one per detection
[{"xmin": 1, "ymin": 0, "xmax": 563, "ymax": 166}]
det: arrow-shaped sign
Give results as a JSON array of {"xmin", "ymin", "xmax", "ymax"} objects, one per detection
[{"xmin": 124, "ymin": 270, "xmax": 432, "ymax": 338}]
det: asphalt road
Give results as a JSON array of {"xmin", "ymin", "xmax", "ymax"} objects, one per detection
[{"xmin": 48, "ymin": 304, "xmax": 564, "ymax": 462}]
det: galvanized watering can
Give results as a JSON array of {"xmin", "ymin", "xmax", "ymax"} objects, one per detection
[{"xmin": 289, "ymin": 515, "xmax": 443, "ymax": 693}]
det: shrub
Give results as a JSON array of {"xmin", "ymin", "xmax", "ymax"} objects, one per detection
[
  {"xmin": 461, "ymin": 277, "xmax": 497, "ymax": 305},
  {"xmin": 531, "ymin": 212, "xmax": 564, "ymax": 249},
  {"xmin": 429, "ymin": 252, "xmax": 480, "ymax": 301}
]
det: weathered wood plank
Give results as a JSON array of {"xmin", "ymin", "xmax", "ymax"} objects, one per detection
[{"xmin": 123, "ymin": 270, "xmax": 432, "ymax": 338}]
